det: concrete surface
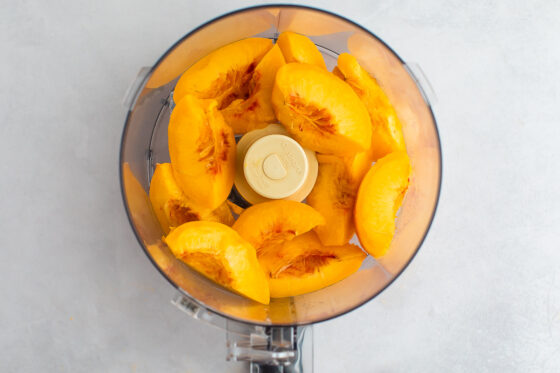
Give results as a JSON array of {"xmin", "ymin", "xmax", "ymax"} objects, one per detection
[{"xmin": 1, "ymin": 0, "xmax": 559, "ymax": 372}]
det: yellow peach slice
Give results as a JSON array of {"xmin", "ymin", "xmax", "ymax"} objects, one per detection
[
  {"xmin": 149, "ymin": 163, "xmax": 233, "ymax": 234},
  {"xmin": 354, "ymin": 152, "xmax": 411, "ymax": 258},
  {"xmin": 276, "ymin": 31, "xmax": 327, "ymax": 69},
  {"xmin": 331, "ymin": 66, "xmax": 344, "ymax": 79},
  {"xmin": 336, "ymin": 53, "xmax": 406, "ymax": 160},
  {"xmin": 332, "ymin": 64, "xmax": 375, "ymax": 183},
  {"xmin": 221, "ymin": 44, "xmax": 286, "ymax": 134},
  {"xmin": 307, "ymin": 155, "xmax": 357, "ymax": 246},
  {"xmin": 343, "ymin": 150, "xmax": 374, "ymax": 185},
  {"xmin": 232, "ymin": 200, "xmax": 325, "ymax": 255},
  {"xmin": 272, "ymin": 63, "xmax": 372, "ymax": 155},
  {"xmin": 165, "ymin": 221, "xmax": 270, "ymax": 304},
  {"xmin": 168, "ymin": 95, "xmax": 235, "ymax": 210},
  {"xmin": 259, "ymin": 232, "xmax": 366, "ymax": 298},
  {"xmin": 173, "ymin": 38, "xmax": 273, "ymax": 108}
]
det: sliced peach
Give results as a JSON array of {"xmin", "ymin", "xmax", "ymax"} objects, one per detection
[
  {"xmin": 336, "ymin": 53, "xmax": 406, "ymax": 160},
  {"xmin": 165, "ymin": 221, "xmax": 270, "ymax": 304},
  {"xmin": 168, "ymin": 95, "xmax": 235, "ymax": 210},
  {"xmin": 276, "ymin": 31, "xmax": 327, "ymax": 69},
  {"xmin": 272, "ymin": 63, "xmax": 372, "ymax": 155},
  {"xmin": 331, "ymin": 66, "xmax": 344, "ymax": 79},
  {"xmin": 343, "ymin": 150, "xmax": 374, "ymax": 185},
  {"xmin": 307, "ymin": 155, "xmax": 357, "ymax": 246},
  {"xmin": 173, "ymin": 38, "xmax": 273, "ymax": 108},
  {"xmin": 232, "ymin": 200, "xmax": 325, "ymax": 254},
  {"xmin": 332, "ymin": 61, "xmax": 375, "ymax": 180},
  {"xmin": 148, "ymin": 163, "xmax": 233, "ymax": 234},
  {"xmin": 221, "ymin": 44, "xmax": 286, "ymax": 134},
  {"xmin": 259, "ymin": 232, "xmax": 366, "ymax": 298},
  {"xmin": 354, "ymin": 152, "xmax": 411, "ymax": 258}
]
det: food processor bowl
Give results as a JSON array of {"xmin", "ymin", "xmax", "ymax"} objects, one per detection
[{"xmin": 120, "ymin": 5, "xmax": 441, "ymax": 371}]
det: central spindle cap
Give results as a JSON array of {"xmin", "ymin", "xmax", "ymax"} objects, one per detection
[{"xmin": 243, "ymin": 134, "xmax": 309, "ymax": 200}]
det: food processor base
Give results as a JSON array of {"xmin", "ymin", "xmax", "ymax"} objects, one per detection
[
  {"xmin": 227, "ymin": 323, "xmax": 313, "ymax": 372},
  {"xmin": 173, "ymin": 292, "xmax": 313, "ymax": 372}
]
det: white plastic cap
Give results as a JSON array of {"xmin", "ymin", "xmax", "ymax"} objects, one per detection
[
  {"xmin": 243, "ymin": 134, "xmax": 309, "ymax": 199},
  {"xmin": 234, "ymin": 124, "xmax": 318, "ymax": 205}
]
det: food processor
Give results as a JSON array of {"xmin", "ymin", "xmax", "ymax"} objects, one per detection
[{"xmin": 119, "ymin": 5, "xmax": 441, "ymax": 372}]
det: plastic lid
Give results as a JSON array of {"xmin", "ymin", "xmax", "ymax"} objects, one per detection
[
  {"xmin": 234, "ymin": 124, "xmax": 318, "ymax": 205},
  {"xmin": 243, "ymin": 135, "xmax": 309, "ymax": 199}
]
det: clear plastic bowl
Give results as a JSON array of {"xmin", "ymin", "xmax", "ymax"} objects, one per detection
[{"xmin": 120, "ymin": 5, "xmax": 442, "ymax": 327}]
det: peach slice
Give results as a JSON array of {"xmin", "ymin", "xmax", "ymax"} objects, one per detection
[
  {"xmin": 336, "ymin": 53, "xmax": 406, "ymax": 160},
  {"xmin": 165, "ymin": 221, "xmax": 270, "ymax": 304},
  {"xmin": 307, "ymin": 155, "xmax": 358, "ymax": 246},
  {"xmin": 272, "ymin": 63, "xmax": 372, "ymax": 155},
  {"xmin": 168, "ymin": 95, "xmax": 235, "ymax": 210},
  {"xmin": 343, "ymin": 150, "xmax": 374, "ymax": 185},
  {"xmin": 173, "ymin": 38, "xmax": 273, "ymax": 108},
  {"xmin": 232, "ymin": 200, "xmax": 325, "ymax": 255},
  {"xmin": 331, "ymin": 66, "xmax": 344, "ymax": 79},
  {"xmin": 331, "ymin": 64, "xmax": 374, "ymax": 184},
  {"xmin": 259, "ymin": 232, "xmax": 366, "ymax": 298},
  {"xmin": 354, "ymin": 152, "xmax": 411, "ymax": 258},
  {"xmin": 276, "ymin": 31, "xmax": 327, "ymax": 69},
  {"xmin": 221, "ymin": 44, "xmax": 286, "ymax": 134},
  {"xmin": 149, "ymin": 163, "xmax": 233, "ymax": 234}
]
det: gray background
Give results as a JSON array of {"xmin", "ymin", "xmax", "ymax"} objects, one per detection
[{"xmin": 2, "ymin": 0, "xmax": 559, "ymax": 372}]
